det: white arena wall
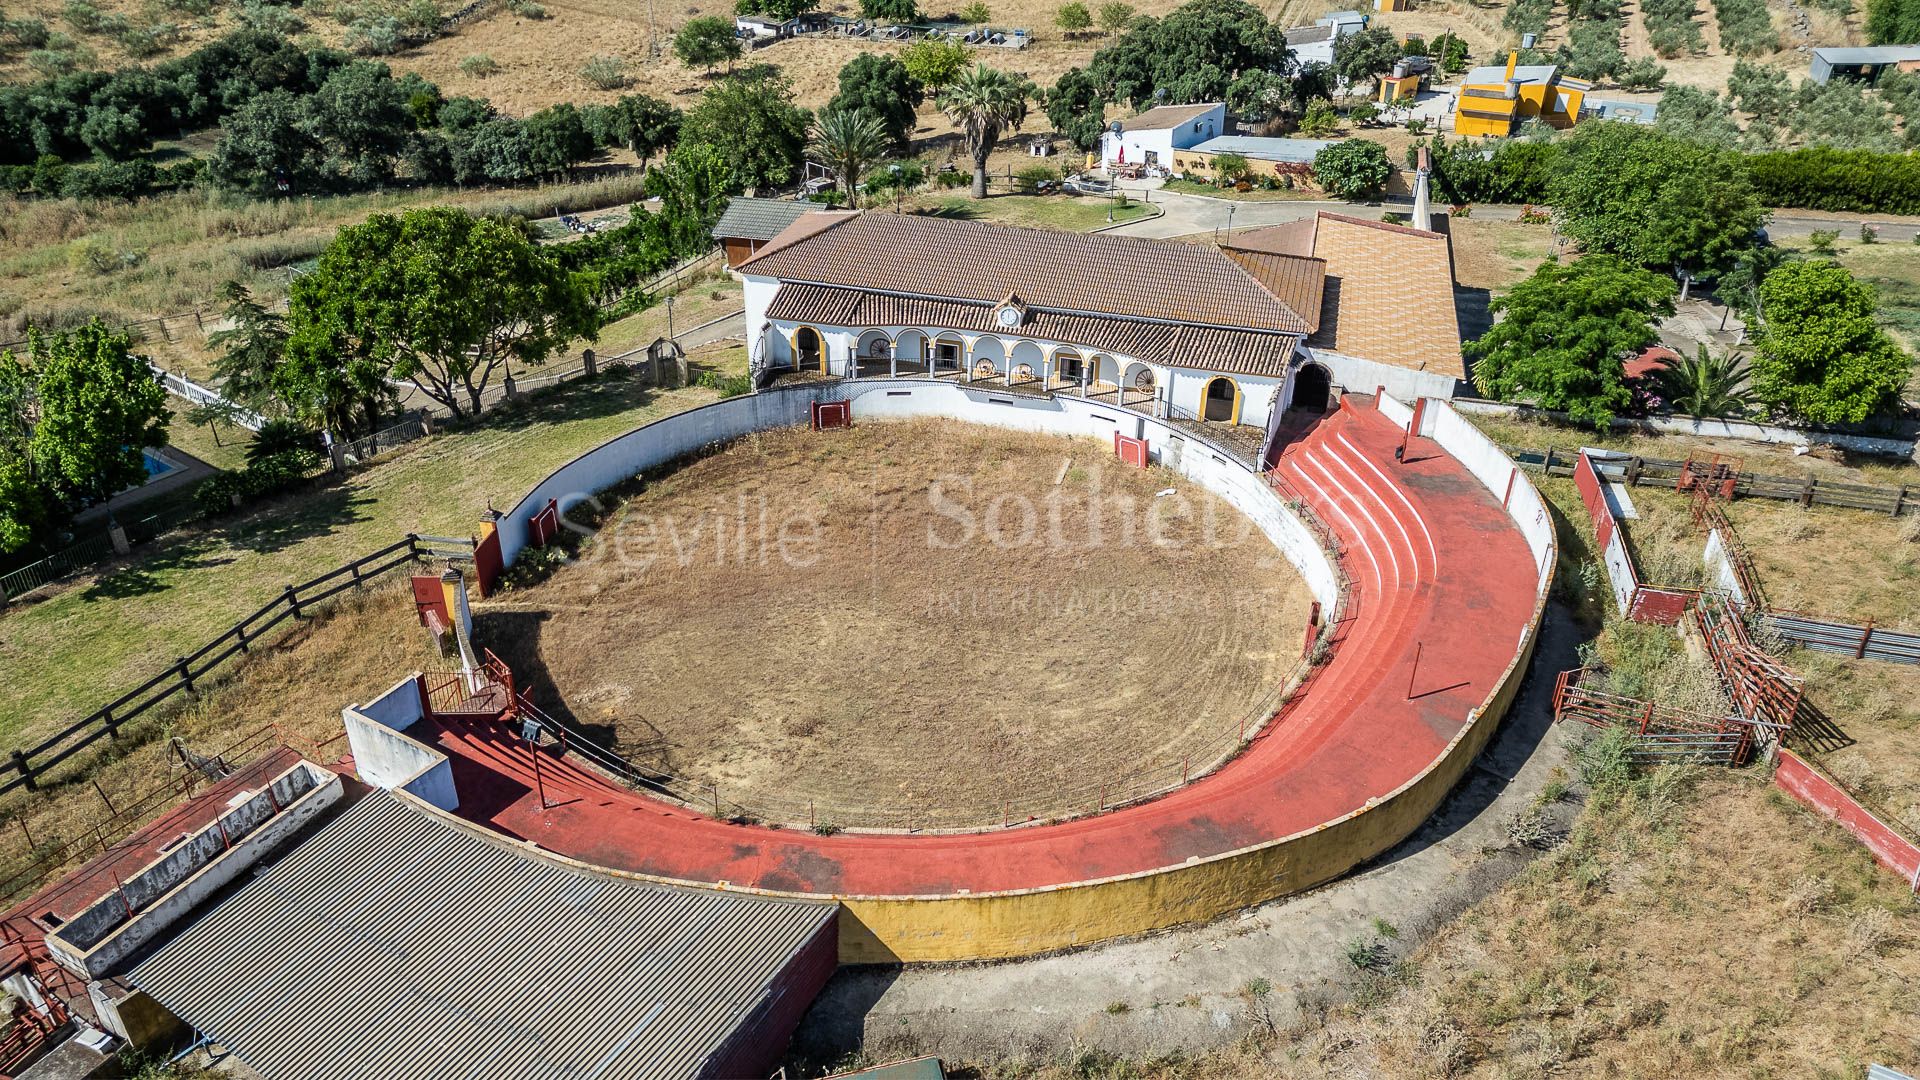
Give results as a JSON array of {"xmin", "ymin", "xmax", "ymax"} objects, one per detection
[{"xmin": 497, "ymin": 380, "xmax": 1341, "ymax": 610}]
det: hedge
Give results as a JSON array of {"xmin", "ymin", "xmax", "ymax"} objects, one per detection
[{"xmin": 1746, "ymin": 147, "xmax": 1920, "ymax": 215}]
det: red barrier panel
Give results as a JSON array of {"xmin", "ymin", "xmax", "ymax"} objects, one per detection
[
  {"xmin": 1113, "ymin": 432, "xmax": 1148, "ymax": 468},
  {"xmin": 411, "ymin": 575, "xmax": 450, "ymax": 628},
  {"xmin": 1775, "ymin": 749, "xmax": 1920, "ymax": 887},
  {"xmin": 1629, "ymin": 586, "xmax": 1694, "ymax": 625},
  {"xmin": 811, "ymin": 401, "xmax": 851, "ymax": 430},
  {"xmin": 527, "ymin": 499, "xmax": 559, "ymax": 548}
]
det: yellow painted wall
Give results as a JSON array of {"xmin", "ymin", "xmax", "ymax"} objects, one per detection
[{"xmin": 1454, "ymin": 79, "xmax": 1584, "ymax": 136}]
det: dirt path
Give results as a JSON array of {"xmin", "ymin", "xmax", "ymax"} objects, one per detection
[{"xmin": 790, "ymin": 607, "xmax": 1584, "ymax": 1068}]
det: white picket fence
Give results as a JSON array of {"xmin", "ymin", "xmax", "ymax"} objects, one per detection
[{"xmin": 150, "ymin": 366, "xmax": 267, "ymax": 432}]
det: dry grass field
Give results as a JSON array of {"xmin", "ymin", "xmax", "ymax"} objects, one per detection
[
  {"xmin": 479, "ymin": 418, "xmax": 1312, "ymax": 829},
  {"xmin": 0, "ymin": 581, "xmax": 439, "ymax": 898},
  {"xmin": 964, "ymin": 771, "xmax": 1920, "ymax": 1079}
]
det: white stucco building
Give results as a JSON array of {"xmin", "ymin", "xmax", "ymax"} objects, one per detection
[
  {"xmin": 732, "ymin": 205, "xmax": 1465, "ymax": 458},
  {"xmin": 1097, "ymin": 102, "xmax": 1225, "ymax": 172}
]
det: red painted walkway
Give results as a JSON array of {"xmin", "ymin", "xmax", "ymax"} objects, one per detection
[{"xmin": 425, "ymin": 401, "xmax": 1538, "ymax": 898}]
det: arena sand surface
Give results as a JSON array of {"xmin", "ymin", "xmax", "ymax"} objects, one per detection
[{"xmin": 481, "ymin": 418, "xmax": 1313, "ymax": 829}]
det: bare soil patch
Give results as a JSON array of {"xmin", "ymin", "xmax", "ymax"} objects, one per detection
[{"xmin": 480, "ymin": 418, "xmax": 1312, "ymax": 829}]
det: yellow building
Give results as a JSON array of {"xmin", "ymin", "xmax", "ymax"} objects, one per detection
[
  {"xmin": 1452, "ymin": 51, "xmax": 1588, "ymax": 138},
  {"xmin": 1378, "ymin": 71, "xmax": 1421, "ymax": 103}
]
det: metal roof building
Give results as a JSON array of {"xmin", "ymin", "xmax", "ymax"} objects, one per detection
[
  {"xmin": 129, "ymin": 791, "xmax": 838, "ymax": 1080},
  {"xmin": 1809, "ymin": 44, "xmax": 1920, "ymax": 83}
]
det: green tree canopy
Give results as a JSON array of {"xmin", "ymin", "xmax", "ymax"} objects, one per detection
[
  {"xmin": 678, "ymin": 66, "xmax": 812, "ymax": 192},
  {"xmin": 1046, "ymin": 67, "xmax": 1108, "ymax": 151},
  {"xmin": 207, "ymin": 280, "xmax": 289, "ymax": 414},
  {"xmin": 1057, "ymin": 1, "xmax": 1091, "ymax": 33},
  {"xmin": 1548, "ymin": 123, "xmax": 1768, "ymax": 278},
  {"xmin": 827, "ymin": 53, "xmax": 924, "ymax": 150},
  {"xmin": 6, "ymin": 321, "xmax": 170, "ymax": 523},
  {"xmin": 287, "ymin": 207, "xmax": 597, "ymax": 419},
  {"xmin": 938, "ymin": 62, "xmax": 1029, "ymax": 198},
  {"xmin": 644, "ymin": 141, "xmax": 737, "ymax": 256},
  {"xmin": 523, "ymin": 102, "xmax": 595, "ymax": 179},
  {"xmin": 582, "ymin": 94, "xmax": 682, "ymax": 163},
  {"xmin": 1654, "ymin": 85, "xmax": 1744, "ymax": 150},
  {"xmin": 1331, "ymin": 27, "xmax": 1400, "ymax": 89},
  {"xmin": 1750, "ymin": 259, "xmax": 1912, "ymax": 424},
  {"xmin": 1464, "ymin": 256, "xmax": 1677, "ymax": 427},
  {"xmin": 674, "ymin": 15, "xmax": 742, "ymax": 72},
  {"xmin": 901, "ymin": 36, "xmax": 969, "ymax": 91},
  {"xmin": 1097, "ymin": 0, "xmax": 1134, "ymax": 34},
  {"xmin": 0, "ymin": 352, "xmax": 55, "ymax": 555},
  {"xmin": 735, "ymin": 0, "xmax": 818, "ymax": 19},
  {"xmin": 1312, "ymin": 138, "xmax": 1390, "ymax": 199},
  {"xmin": 209, "ymin": 88, "xmax": 327, "ymax": 196},
  {"xmin": 1086, "ymin": 0, "xmax": 1290, "ymax": 108},
  {"xmin": 860, "ymin": 0, "xmax": 919, "ymax": 22}
]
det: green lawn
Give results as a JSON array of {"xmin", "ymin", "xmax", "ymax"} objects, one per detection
[{"xmin": 0, "ymin": 363, "xmax": 740, "ymax": 744}]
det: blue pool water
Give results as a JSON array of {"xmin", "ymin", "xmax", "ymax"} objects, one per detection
[{"xmin": 142, "ymin": 449, "xmax": 178, "ymax": 480}]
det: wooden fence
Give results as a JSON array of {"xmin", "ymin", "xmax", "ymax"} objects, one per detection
[
  {"xmin": 0, "ymin": 534, "xmax": 472, "ymax": 799},
  {"xmin": 1511, "ymin": 446, "xmax": 1917, "ymax": 516}
]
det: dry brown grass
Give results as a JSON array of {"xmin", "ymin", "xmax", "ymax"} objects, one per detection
[
  {"xmin": 960, "ymin": 773, "xmax": 1920, "ymax": 1078},
  {"xmin": 477, "ymin": 418, "xmax": 1311, "ymax": 829},
  {"xmin": 1795, "ymin": 649, "xmax": 1920, "ymax": 835},
  {"xmin": 0, "ymin": 581, "xmax": 442, "ymax": 900},
  {"xmin": 1728, "ymin": 499, "xmax": 1920, "ymax": 624},
  {"xmin": 1449, "ymin": 220, "xmax": 1559, "ymax": 297}
]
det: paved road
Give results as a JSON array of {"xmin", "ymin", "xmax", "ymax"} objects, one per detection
[{"xmin": 1104, "ymin": 185, "xmax": 1920, "ymax": 243}]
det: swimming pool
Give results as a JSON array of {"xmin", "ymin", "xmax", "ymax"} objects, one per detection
[{"xmin": 142, "ymin": 449, "xmax": 179, "ymax": 480}]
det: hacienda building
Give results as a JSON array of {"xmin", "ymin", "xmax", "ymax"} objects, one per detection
[{"xmin": 735, "ymin": 204, "xmax": 1466, "ymax": 447}]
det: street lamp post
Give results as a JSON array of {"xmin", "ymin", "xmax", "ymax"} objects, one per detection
[{"xmin": 891, "ymin": 164, "xmax": 902, "ymax": 214}]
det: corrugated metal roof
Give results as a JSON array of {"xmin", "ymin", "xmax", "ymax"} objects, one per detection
[
  {"xmin": 739, "ymin": 211, "xmax": 1311, "ymax": 335},
  {"xmin": 1813, "ymin": 45, "xmax": 1920, "ymax": 63},
  {"xmin": 712, "ymin": 197, "xmax": 816, "ymax": 242},
  {"xmin": 130, "ymin": 792, "xmax": 836, "ymax": 1080},
  {"xmin": 764, "ymin": 283, "xmax": 1301, "ymax": 377},
  {"xmin": 1190, "ymin": 135, "xmax": 1334, "ymax": 164}
]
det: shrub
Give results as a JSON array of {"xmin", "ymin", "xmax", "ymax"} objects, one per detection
[
  {"xmin": 580, "ymin": 54, "xmax": 628, "ymax": 90},
  {"xmin": 959, "ymin": 0, "xmax": 989, "ymax": 21},
  {"xmin": 506, "ymin": 0, "xmax": 547, "ymax": 15},
  {"xmin": 459, "ymin": 52, "xmax": 499, "ymax": 76},
  {"xmin": 1618, "ymin": 56, "xmax": 1666, "ymax": 89},
  {"xmin": 934, "ymin": 167, "xmax": 969, "ymax": 188},
  {"xmin": 696, "ymin": 369, "xmax": 751, "ymax": 396},
  {"xmin": 345, "ymin": 15, "xmax": 402, "ymax": 54},
  {"xmin": 61, "ymin": 1, "xmax": 103, "ymax": 34},
  {"xmin": 1747, "ymin": 147, "xmax": 1920, "ymax": 213},
  {"xmin": 3, "ymin": 16, "xmax": 51, "ymax": 46},
  {"xmin": 1312, "ymin": 139, "xmax": 1392, "ymax": 200},
  {"xmin": 1013, "ymin": 163, "xmax": 1059, "ymax": 192},
  {"xmin": 248, "ymin": 418, "xmax": 319, "ymax": 463},
  {"xmin": 1714, "ymin": 0, "xmax": 1780, "ymax": 55}
]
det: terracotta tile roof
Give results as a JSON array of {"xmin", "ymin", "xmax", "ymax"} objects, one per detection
[
  {"xmin": 1117, "ymin": 102, "xmax": 1221, "ymax": 130},
  {"xmin": 766, "ymin": 283, "xmax": 1298, "ymax": 377},
  {"xmin": 1235, "ymin": 213, "xmax": 1463, "ymax": 379},
  {"xmin": 742, "ymin": 209, "xmax": 860, "ymax": 263},
  {"xmin": 1221, "ymin": 248, "xmax": 1327, "ymax": 334},
  {"xmin": 739, "ymin": 211, "xmax": 1310, "ymax": 335}
]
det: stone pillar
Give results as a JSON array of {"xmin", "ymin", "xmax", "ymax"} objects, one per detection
[
  {"xmin": 326, "ymin": 431, "xmax": 347, "ymax": 472},
  {"xmin": 502, "ymin": 375, "xmax": 518, "ymax": 398},
  {"xmin": 108, "ymin": 519, "xmax": 130, "ymax": 556},
  {"xmin": 419, "ymin": 410, "xmax": 435, "ymax": 436},
  {"xmin": 582, "ymin": 348, "xmax": 597, "ymax": 378}
]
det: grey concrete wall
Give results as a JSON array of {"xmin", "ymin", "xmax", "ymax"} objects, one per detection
[
  {"xmin": 497, "ymin": 380, "xmax": 1340, "ymax": 610},
  {"xmin": 342, "ymin": 676, "xmax": 459, "ymax": 812},
  {"xmin": 47, "ymin": 763, "xmax": 342, "ymax": 978},
  {"xmin": 1313, "ymin": 349, "xmax": 1462, "ymax": 404},
  {"xmin": 1450, "ymin": 397, "xmax": 1918, "ymax": 461}
]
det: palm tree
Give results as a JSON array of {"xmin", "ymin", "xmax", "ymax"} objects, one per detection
[
  {"xmin": 937, "ymin": 63, "xmax": 1029, "ymax": 199},
  {"xmin": 809, "ymin": 108, "xmax": 890, "ymax": 204},
  {"xmin": 1654, "ymin": 344, "xmax": 1755, "ymax": 420}
]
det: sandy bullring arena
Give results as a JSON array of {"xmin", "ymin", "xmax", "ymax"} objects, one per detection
[{"xmin": 482, "ymin": 418, "xmax": 1314, "ymax": 829}]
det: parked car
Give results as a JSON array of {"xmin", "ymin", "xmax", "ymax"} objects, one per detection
[{"xmin": 1062, "ymin": 173, "xmax": 1113, "ymax": 196}]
